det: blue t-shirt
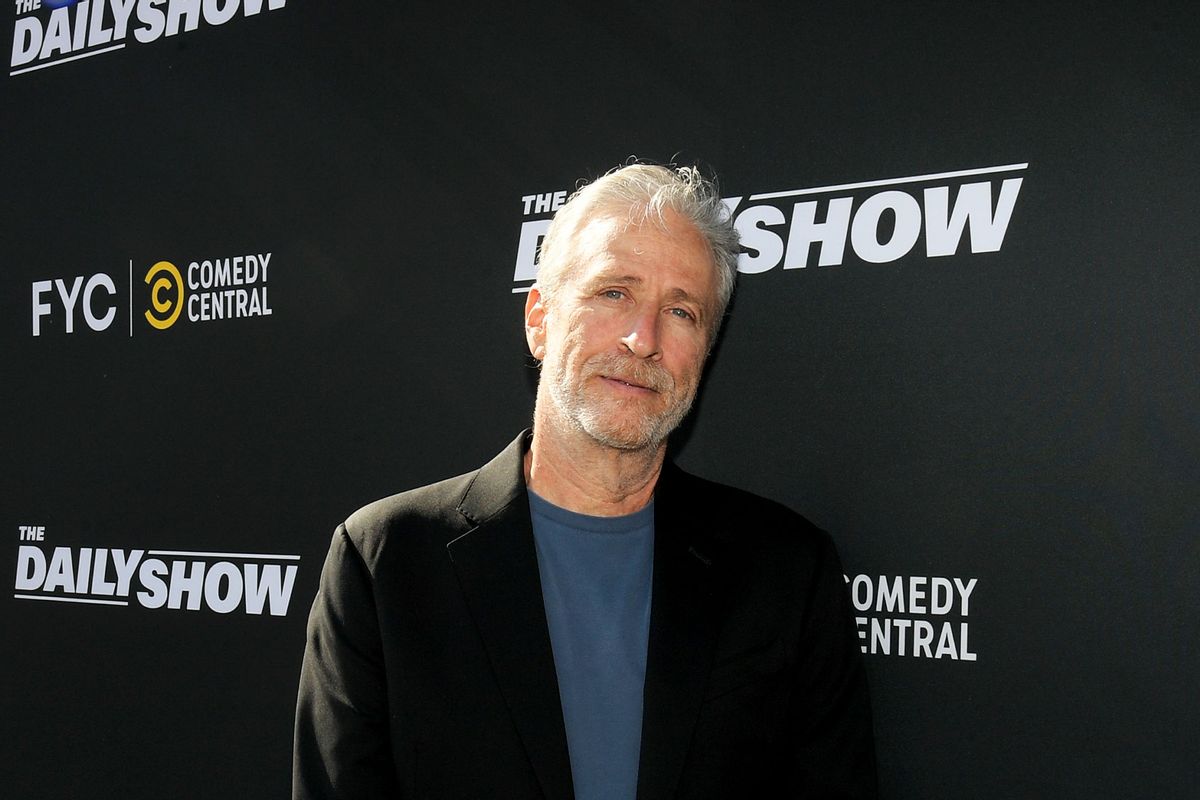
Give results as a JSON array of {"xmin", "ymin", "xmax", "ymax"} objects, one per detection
[{"xmin": 528, "ymin": 489, "xmax": 655, "ymax": 800}]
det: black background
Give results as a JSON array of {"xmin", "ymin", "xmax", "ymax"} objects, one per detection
[{"xmin": 3, "ymin": 2, "xmax": 1197, "ymax": 797}]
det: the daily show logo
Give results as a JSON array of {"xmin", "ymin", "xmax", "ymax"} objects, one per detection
[
  {"xmin": 511, "ymin": 163, "xmax": 1028, "ymax": 293},
  {"xmin": 10, "ymin": 0, "xmax": 289, "ymax": 78}
]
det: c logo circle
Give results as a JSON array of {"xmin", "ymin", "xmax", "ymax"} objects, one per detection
[{"xmin": 144, "ymin": 261, "xmax": 184, "ymax": 330}]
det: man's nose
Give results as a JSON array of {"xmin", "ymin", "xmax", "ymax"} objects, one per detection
[{"xmin": 619, "ymin": 309, "xmax": 663, "ymax": 360}]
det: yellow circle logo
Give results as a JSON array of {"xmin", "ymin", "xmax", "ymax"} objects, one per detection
[{"xmin": 144, "ymin": 261, "xmax": 184, "ymax": 330}]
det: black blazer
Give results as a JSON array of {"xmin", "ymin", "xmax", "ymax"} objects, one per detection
[{"xmin": 294, "ymin": 432, "xmax": 876, "ymax": 799}]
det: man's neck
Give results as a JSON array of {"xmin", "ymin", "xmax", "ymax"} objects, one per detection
[{"xmin": 524, "ymin": 413, "xmax": 665, "ymax": 517}]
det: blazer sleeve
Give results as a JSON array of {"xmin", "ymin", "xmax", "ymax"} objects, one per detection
[
  {"xmin": 786, "ymin": 531, "xmax": 878, "ymax": 799},
  {"xmin": 293, "ymin": 525, "xmax": 400, "ymax": 800}
]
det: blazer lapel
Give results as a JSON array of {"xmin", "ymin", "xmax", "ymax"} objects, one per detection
[
  {"xmin": 446, "ymin": 432, "xmax": 574, "ymax": 800},
  {"xmin": 637, "ymin": 463, "xmax": 725, "ymax": 800}
]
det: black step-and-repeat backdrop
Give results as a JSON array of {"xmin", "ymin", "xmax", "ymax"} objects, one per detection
[{"xmin": 4, "ymin": 2, "xmax": 1197, "ymax": 797}]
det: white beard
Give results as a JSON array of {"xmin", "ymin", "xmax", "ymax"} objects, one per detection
[{"xmin": 545, "ymin": 350, "xmax": 698, "ymax": 451}]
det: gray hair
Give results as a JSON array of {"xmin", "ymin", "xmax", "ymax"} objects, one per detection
[{"xmin": 535, "ymin": 163, "xmax": 740, "ymax": 337}]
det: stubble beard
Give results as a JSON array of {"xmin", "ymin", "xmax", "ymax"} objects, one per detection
[{"xmin": 545, "ymin": 350, "xmax": 699, "ymax": 452}]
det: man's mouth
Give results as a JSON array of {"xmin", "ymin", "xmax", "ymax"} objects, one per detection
[{"xmin": 602, "ymin": 374, "xmax": 656, "ymax": 392}]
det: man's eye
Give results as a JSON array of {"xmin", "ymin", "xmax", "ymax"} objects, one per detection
[
  {"xmin": 669, "ymin": 307, "xmax": 696, "ymax": 322},
  {"xmin": 602, "ymin": 290, "xmax": 625, "ymax": 300}
]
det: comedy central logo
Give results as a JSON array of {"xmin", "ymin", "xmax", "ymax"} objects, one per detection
[
  {"xmin": 144, "ymin": 260, "xmax": 184, "ymax": 329},
  {"xmin": 846, "ymin": 573, "xmax": 979, "ymax": 662},
  {"xmin": 29, "ymin": 250, "xmax": 273, "ymax": 336},
  {"xmin": 142, "ymin": 253, "xmax": 273, "ymax": 330}
]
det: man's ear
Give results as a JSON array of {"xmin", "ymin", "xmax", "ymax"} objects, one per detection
[{"xmin": 524, "ymin": 286, "xmax": 547, "ymax": 360}]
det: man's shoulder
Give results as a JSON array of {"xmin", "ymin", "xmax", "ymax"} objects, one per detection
[
  {"xmin": 346, "ymin": 470, "xmax": 476, "ymax": 534},
  {"xmin": 676, "ymin": 469, "xmax": 814, "ymax": 521},
  {"xmin": 669, "ymin": 465, "xmax": 823, "ymax": 531},
  {"xmin": 335, "ymin": 469, "xmax": 480, "ymax": 572},
  {"xmin": 669, "ymin": 468, "xmax": 854, "ymax": 656},
  {"xmin": 667, "ymin": 466, "xmax": 837, "ymax": 562},
  {"xmin": 337, "ymin": 432, "xmax": 530, "ymax": 568}
]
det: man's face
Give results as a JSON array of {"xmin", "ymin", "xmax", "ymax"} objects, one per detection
[{"xmin": 526, "ymin": 208, "xmax": 717, "ymax": 451}]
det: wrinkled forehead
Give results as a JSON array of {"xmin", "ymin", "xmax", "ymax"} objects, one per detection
[
  {"xmin": 568, "ymin": 195, "xmax": 682, "ymax": 240},
  {"xmin": 565, "ymin": 204, "xmax": 714, "ymax": 274}
]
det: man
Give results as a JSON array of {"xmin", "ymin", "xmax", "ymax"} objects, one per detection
[{"xmin": 294, "ymin": 164, "xmax": 877, "ymax": 799}]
